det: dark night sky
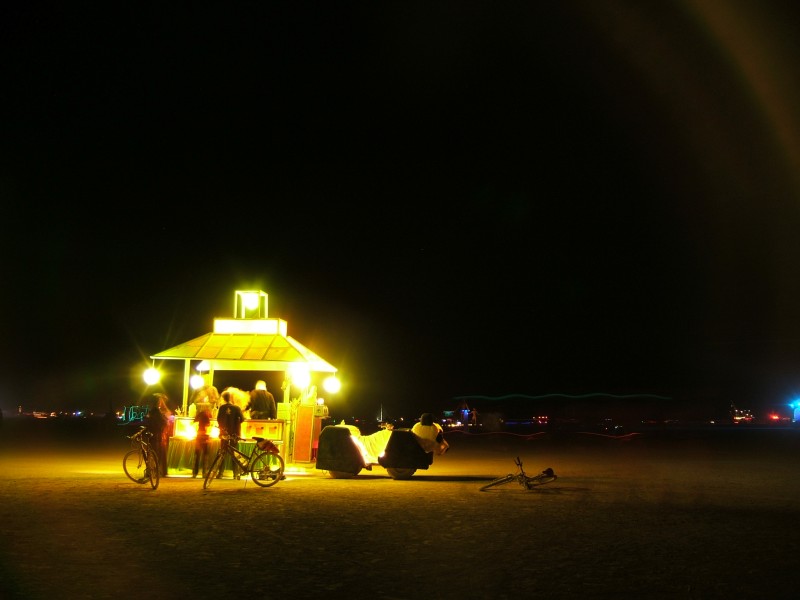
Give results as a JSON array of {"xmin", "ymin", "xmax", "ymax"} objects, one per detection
[{"xmin": 3, "ymin": 2, "xmax": 800, "ymax": 421}]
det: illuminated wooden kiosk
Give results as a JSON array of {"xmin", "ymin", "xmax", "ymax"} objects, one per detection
[{"xmin": 150, "ymin": 290, "xmax": 338, "ymax": 477}]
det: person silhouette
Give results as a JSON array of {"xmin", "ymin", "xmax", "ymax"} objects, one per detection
[
  {"xmin": 245, "ymin": 380, "xmax": 276, "ymax": 419},
  {"xmin": 192, "ymin": 402, "xmax": 212, "ymax": 478},
  {"xmin": 216, "ymin": 389, "xmax": 245, "ymax": 479},
  {"xmin": 144, "ymin": 393, "xmax": 172, "ymax": 477}
]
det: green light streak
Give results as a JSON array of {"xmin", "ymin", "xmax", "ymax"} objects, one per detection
[{"xmin": 453, "ymin": 393, "xmax": 672, "ymax": 401}]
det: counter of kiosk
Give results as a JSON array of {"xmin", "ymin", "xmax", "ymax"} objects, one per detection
[{"xmin": 166, "ymin": 417, "xmax": 286, "ymax": 477}]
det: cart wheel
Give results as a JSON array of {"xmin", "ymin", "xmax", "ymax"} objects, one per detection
[
  {"xmin": 328, "ymin": 470, "xmax": 358, "ymax": 479},
  {"xmin": 387, "ymin": 468, "xmax": 416, "ymax": 480}
]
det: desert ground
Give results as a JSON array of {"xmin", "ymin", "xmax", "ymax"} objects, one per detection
[{"xmin": 1, "ymin": 417, "xmax": 799, "ymax": 599}]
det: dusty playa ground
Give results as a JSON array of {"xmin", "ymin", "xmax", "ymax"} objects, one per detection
[{"xmin": 1, "ymin": 419, "xmax": 800, "ymax": 599}]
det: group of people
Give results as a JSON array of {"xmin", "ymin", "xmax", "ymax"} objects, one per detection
[
  {"xmin": 144, "ymin": 384, "xmax": 448, "ymax": 479},
  {"xmin": 145, "ymin": 379, "xmax": 278, "ymax": 479},
  {"xmin": 186, "ymin": 380, "xmax": 277, "ymax": 421}
]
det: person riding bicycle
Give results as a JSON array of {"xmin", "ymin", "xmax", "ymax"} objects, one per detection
[{"xmin": 217, "ymin": 389, "xmax": 245, "ymax": 479}]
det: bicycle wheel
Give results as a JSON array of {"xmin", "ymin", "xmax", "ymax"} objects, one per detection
[
  {"xmin": 146, "ymin": 451, "xmax": 160, "ymax": 490},
  {"xmin": 123, "ymin": 449, "xmax": 148, "ymax": 484},
  {"xmin": 203, "ymin": 452, "xmax": 225, "ymax": 489},
  {"xmin": 479, "ymin": 474, "xmax": 516, "ymax": 491},
  {"xmin": 249, "ymin": 450, "xmax": 284, "ymax": 487}
]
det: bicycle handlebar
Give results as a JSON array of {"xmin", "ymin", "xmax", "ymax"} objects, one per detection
[{"xmin": 127, "ymin": 426, "xmax": 152, "ymax": 441}]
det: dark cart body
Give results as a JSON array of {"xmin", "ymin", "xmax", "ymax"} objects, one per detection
[{"xmin": 315, "ymin": 425, "xmax": 433, "ymax": 479}]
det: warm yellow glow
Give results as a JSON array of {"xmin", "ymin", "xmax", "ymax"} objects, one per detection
[
  {"xmin": 241, "ymin": 419, "xmax": 283, "ymax": 440},
  {"xmin": 144, "ymin": 367, "xmax": 161, "ymax": 385},
  {"xmin": 323, "ymin": 375, "xmax": 341, "ymax": 394},
  {"xmin": 174, "ymin": 418, "xmax": 220, "ymax": 440},
  {"xmin": 190, "ymin": 374, "xmax": 205, "ymax": 389},
  {"xmin": 243, "ymin": 293, "xmax": 260, "ymax": 310},
  {"xmin": 350, "ymin": 433, "xmax": 368, "ymax": 459},
  {"xmin": 213, "ymin": 318, "xmax": 285, "ymax": 334},
  {"xmin": 174, "ymin": 418, "xmax": 196, "ymax": 438},
  {"xmin": 234, "ymin": 290, "xmax": 269, "ymax": 319},
  {"xmin": 289, "ymin": 364, "xmax": 311, "ymax": 389}
]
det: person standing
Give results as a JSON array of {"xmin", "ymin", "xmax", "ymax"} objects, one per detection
[
  {"xmin": 144, "ymin": 393, "xmax": 171, "ymax": 477},
  {"xmin": 188, "ymin": 387, "xmax": 207, "ymax": 418},
  {"xmin": 206, "ymin": 385, "xmax": 220, "ymax": 418},
  {"xmin": 245, "ymin": 380, "xmax": 277, "ymax": 419},
  {"xmin": 192, "ymin": 402, "xmax": 212, "ymax": 478},
  {"xmin": 217, "ymin": 389, "xmax": 245, "ymax": 478}
]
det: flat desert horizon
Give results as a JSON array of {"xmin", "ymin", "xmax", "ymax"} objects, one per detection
[{"xmin": 2, "ymin": 419, "xmax": 799, "ymax": 599}]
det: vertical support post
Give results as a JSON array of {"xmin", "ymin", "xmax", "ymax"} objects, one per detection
[{"xmin": 182, "ymin": 360, "xmax": 191, "ymax": 415}]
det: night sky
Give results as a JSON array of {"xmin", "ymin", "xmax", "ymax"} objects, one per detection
[{"xmin": 3, "ymin": 3, "xmax": 800, "ymax": 422}]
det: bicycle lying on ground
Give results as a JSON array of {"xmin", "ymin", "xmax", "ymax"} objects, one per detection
[
  {"xmin": 123, "ymin": 425, "xmax": 159, "ymax": 490},
  {"xmin": 480, "ymin": 456, "xmax": 556, "ymax": 491},
  {"xmin": 203, "ymin": 434, "xmax": 285, "ymax": 489}
]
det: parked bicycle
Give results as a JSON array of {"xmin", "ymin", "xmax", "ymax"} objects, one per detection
[
  {"xmin": 123, "ymin": 425, "xmax": 160, "ymax": 490},
  {"xmin": 480, "ymin": 456, "xmax": 556, "ymax": 491},
  {"xmin": 203, "ymin": 434, "xmax": 285, "ymax": 489}
]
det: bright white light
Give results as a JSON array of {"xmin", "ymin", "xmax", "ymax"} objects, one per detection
[
  {"xmin": 243, "ymin": 293, "xmax": 260, "ymax": 310},
  {"xmin": 289, "ymin": 364, "xmax": 311, "ymax": 389},
  {"xmin": 190, "ymin": 374, "xmax": 205, "ymax": 389},
  {"xmin": 196, "ymin": 360, "xmax": 210, "ymax": 372},
  {"xmin": 144, "ymin": 367, "xmax": 161, "ymax": 385},
  {"xmin": 294, "ymin": 370, "xmax": 311, "ymax": 389},
  {"xmin": 323, "ymin": 375, "xmax": 341, "ymax": 394}
]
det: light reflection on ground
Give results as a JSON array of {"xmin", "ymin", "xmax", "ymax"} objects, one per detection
[{"xmin": 2, "ymin": 420, "xmax": 800, "ymax": 597}]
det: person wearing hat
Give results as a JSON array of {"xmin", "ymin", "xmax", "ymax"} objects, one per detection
[{"xmin": 411, "ymin": 413, "xmax": 449, "ymax": 455}]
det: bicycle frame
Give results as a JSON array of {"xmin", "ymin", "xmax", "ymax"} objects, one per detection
[
  {"xmin": 203, "ymin": 435, "xmax": 284, "ymax": 489},
  {"xmin": 226, "ymin": 443, "xmax": 252, "ymax": 473},
  {"xmin": 123, "ymin": 426, "xmax": 159, "ymax": 490},
  {"xmin": 480, "ymin": 456, "xmax": 556, "ymax": 491}
]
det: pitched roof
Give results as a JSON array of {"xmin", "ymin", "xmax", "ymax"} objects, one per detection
[{"xmin": 151, "ymin": 331, "xmax": 337, "ymax": 372}]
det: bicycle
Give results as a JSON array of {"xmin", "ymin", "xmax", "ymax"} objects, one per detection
[
  {"xmin": 122, "ymin": 425, "xmax": 160, "ymax": 490},
  {"xmin": 479, "ymin": 456, "xmax": 556, "ymax": 491},
  {"xmin": 203, "ymin": 434, "xmax": 285, "ymax": 489}
]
